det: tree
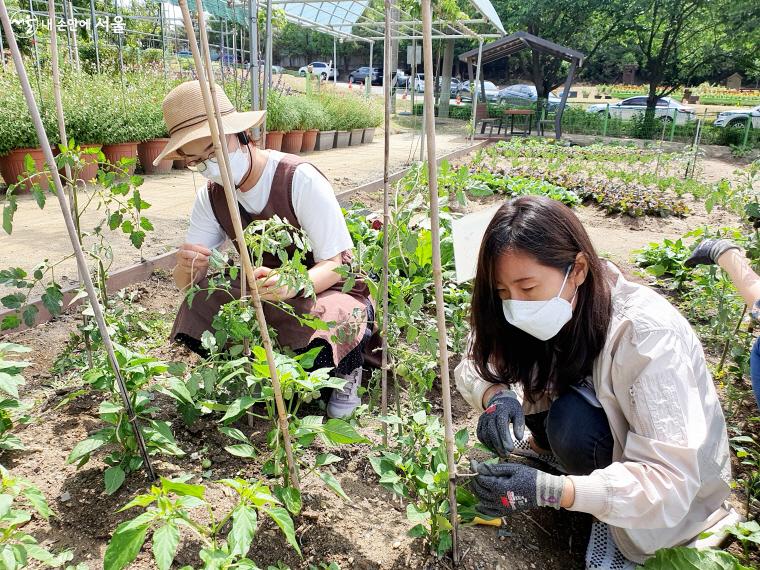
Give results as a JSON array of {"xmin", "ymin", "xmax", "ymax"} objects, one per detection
[{"xmin": 492, "ymin": 0, "xmax": 636, "ymax": 105}]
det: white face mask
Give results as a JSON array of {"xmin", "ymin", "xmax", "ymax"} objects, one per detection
[
  {"xmin": 198, "ymin": 147, "xmax": 250, "ymax": 187},
  {"xmin": 502, "ymin": 266, "xmax": 577, "ymax": 341}
]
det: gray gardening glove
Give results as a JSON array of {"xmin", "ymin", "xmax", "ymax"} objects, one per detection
[
  {"xmin": 476, "ymin": 390, "xmax": 525, "ymax": 457},
  {"xmin": 469, "ymin": 459, "xmax": 566, "ymax": 516},
  {"xmin": 684, "ymin": 238, "xmax": 740, "ymax": 268}
]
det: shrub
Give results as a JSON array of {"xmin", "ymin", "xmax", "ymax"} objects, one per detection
[
  {"xmin": 292, "ymin": 95, "xmax": 329, "ymax": 131},
  {"xmin": 266, "ymin": 90, "xmax": 299, "ymax": 132},
  {"xmin": 0, "ymin": 74, "xmax": 59, "ymax": 155}
]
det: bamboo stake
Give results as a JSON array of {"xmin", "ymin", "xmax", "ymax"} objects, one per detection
[
  {"xmin": 421, "ymin": 0, "xmax": 458, "ymax": 562},
  {"xmin": 68, "ymin": 0, "xmax": 80, "ymax": 72},
  {"xmin": 177, "ymin": 0, "xmax": 299, "ymax": 489},
  {"xmin": 0, "ymin": 0, "xmax": 156, "ymax": 482},
  {"xmin": 380, "ymin": 0, "xmax": 391, "ymax": 446}
]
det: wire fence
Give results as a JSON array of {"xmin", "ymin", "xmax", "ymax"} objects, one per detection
[{"xmin": 412, "ymin": 99, "xmax": 760, "ymax": 150}]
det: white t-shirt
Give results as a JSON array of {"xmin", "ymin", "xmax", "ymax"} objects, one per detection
[{"xmin": 185, "ymin": 151, "xmax": 353, "ymax": 261}]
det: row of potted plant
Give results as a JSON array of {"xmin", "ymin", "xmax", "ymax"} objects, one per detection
[
  {"xmin": 263, "ymin": 90, "xmax": 383, "ymax": 153},
  {"xmin": 0, "ymin": 73, "xmax": 180, "ymax": 191}
]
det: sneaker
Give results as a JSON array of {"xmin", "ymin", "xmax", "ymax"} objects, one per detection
[
  {"xmin": 326, "ymin": 366, "xmax": 362, "ymax": 419},
  {"xmin": 586, "ymin": 521, "xmax": 638, "ymax": 570},
  {"xmin": 510, "ymin": 427, "xmax": 567, "ymax": 474}
]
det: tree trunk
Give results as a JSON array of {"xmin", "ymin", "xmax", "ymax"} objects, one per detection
[{"xmin": 439, "ymin": 39, "xmax": 454, "ymax": 118}]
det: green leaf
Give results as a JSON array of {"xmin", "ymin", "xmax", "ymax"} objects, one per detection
[
  {"xmin": 160, "ymin": 478, "xmax": 205, "ymax": 499},
  {"xmin": 3, "ymin": 195, "xmax": 18, "ymax": 235},
  {"xmin": 41, "ymin": 284, "xmax": 63, "ymax": 315},
  {"xmin": 220, "ymin": 396, "xmax": 257, "ymax": 423},
  {"xmin": 229, "ymin": 505, "xmax": 258, "ymax": 558},
  {"xmin": 318, "ymin": 471, "xmax": 350, "ymax": 502},
  {"xmin": 1, "ymin": 293, "xmax": 24, "ymax": 309},
  {"xmin": 140, "ymin": 217, "xmax": 154, "ymax": 231},
  {"xmin": 66, "ymin": 428, "xmax": 114, "ymax": 465},
  {"xmin": 641, "ymin": 546, "xmax": 750, "ymax": 569},
  {"xmin": 130, "ymin": 230, "xmax": 146, "ymax": 249},
  {"xmin": 104, "ymin": 466, "xmax": 126, "ymax": 495},
  {"xmin": 103, "ymin": 517, "xmax": 151, "ymax": 570},
  {"xmin": 22, "ymin": 485, "xmax": 51, "ymax": 519},
  {"xmin": 224, "ymin": 444, "xmax": 257, "ymax": 458},
  {"xmin": 321, "ymin": 419, "xmax": 368, "ymax": 445},
  {"xmin": 408, "ymin": 524, "xmax": 427, "ymax": 538},
  {"xmin": 266, "ymin": 506, "xmax": 301, "ymax": 556},
  {"xmin": 314, "ymin": 453, "xmax": 342, "ymax": 467},
  {"xmin": 0, "ymin": 371, "xmax": 23, "ymax": 399},
  {"xmin": 1, "ymin": 315, "xmax": 21, "ymax": 331},
  {"xmin": 21, "ymin": 305, "xmax": 38, "ymax": 327},
  {"xmin": 219, "ymin": 426, "xmax": 249, "ymax": 443},
  {"xmin": 152, "ymin": 523, "xmax": 180, "ymax": 570},
  {"xmin": 278, "ymin": 486, "xmax": 302, "ymax": 515}
]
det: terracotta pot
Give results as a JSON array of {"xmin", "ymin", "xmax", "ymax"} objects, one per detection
[
  {"xmin": 301, "ymin": 129, "xmax": 319, "ymax": 153},
  {"xmin": 281, "ymin": 130, "xmax": 305, "ymax": 154},
  {"xmin": 315, "ymin": 130, "xmax": 336, "ymax": 151},
  {"xmin": 265, "ymin": 131, "xmax": 284, "ymax": 151},
  {"xmin": 362, "ymin": 127, "xmax": 376, "ymax": 144},
  {"xmin": 0, "ymin": 147, "xmax": 48, "ymax": 192},
  {"xmin": 102, "ymin": 142, "xmax": 138, "ymax": 175},
  {"xmin": 173, "ymin": 158, "xmax": 189, "ymax": 170},
  {"xmin": 349, "ymin": 128, "xmax": 364, "ymax": 146},
  {"xmin": 137, "ymin": 138, "xmax": 173, "ymax": 174},
  {"xmin": 334, "ymin": 131, "xmax": 350, "ymax": 148}
]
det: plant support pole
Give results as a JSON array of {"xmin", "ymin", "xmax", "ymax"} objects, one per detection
[
  {"xmin": 380, "ymin": 0, "xmax": 391, "ymax": 446},
  {"xmin": 421, "ymin": 0, "xmax": 458, "ymax": 562},
  {"xmin": 89, "ymin": 0, "xmax": 99, "ymax": 73},
  {"xmin": 469, "ymin": 38, "xmax": 482, "ymax": 142},
  {"xmin": 68, "ymin": 0, "xmax": 80, "ymax": 72},
  {"xmin": 0, "ymin": 0, "xmax": 156, "ymax": 482},
  {"xmin": 178, "ymin": 0, "xmax": 299, "ymax": 489}
]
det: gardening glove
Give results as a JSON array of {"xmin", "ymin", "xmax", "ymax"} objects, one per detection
[
  {"xmin": 684, "ymin": 238, "xmax": 740, "ymax": 268},
  {"xmin": 476, "ymin": 390, "xmax": 525, "ymax": 457},
  {"xmin": 469, "ymin": 459, "xmax": 566, "ymax": 516}
]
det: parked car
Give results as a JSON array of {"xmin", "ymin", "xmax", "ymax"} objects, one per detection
[
  {"xmin": 298, "ymin": 62, "xmax": 337, "ymax": 80},
  {"xmin": 349, "ymin": 67, "xmax": 381, "ymax": 85},
  {"xmin": 713, "ymin": 105, "xmax": 760, "ymax": 129},
  {"xmin": 271, "ymin": 65, "xmax": 284, "ymax": 74},
  {"xmin": 177, "ymin": 49, "xmax": 192, "ymax": 58},
  {"xmin": 587, "ymin": 96, "xmax": 695, "ymax": 124},
  {"xmin": 455, "ymin": 80, "xmax": 500, "ymax": 102},
  {"xmin": 497, "ymin": 84, "xmax": 562, "ymax": 111},
  {"xmin": 404, "ymin": 73, "xmax": 424, "ymax": 92}
]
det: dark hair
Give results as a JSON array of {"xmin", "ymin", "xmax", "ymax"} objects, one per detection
[{"xmin": 469, "ymin": 196, "xmax": 612, "ymax": 401}]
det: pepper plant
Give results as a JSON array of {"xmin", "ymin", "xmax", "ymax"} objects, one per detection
[
  {"xmin": 66, "ymin": 345, "xmax": 184, "ymax": 494},
  {"xmin": 371, "ymin": 409, "xmax": 474, "ymax": 556},
  {"xmin": 0, "ymin": 343, "xmax": 33, "ymax": 452},
  {"xmin": 104, "ymin": 476, "xmax": 300, "ymax": 570},
  {"xmin": 0, "ymin": 465, "xmax": 83, "ymax": 569}
]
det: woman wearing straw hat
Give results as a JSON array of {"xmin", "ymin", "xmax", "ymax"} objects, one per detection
[{"xmin": 155, "ymin": 80, "xmax": 375, "ymax": 419}]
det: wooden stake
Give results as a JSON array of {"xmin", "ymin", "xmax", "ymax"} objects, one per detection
[
  {"xmin": 380, "ymin": 0, "xmax": 392, "ymax": 446},
  {"xmin": 421, "ymin": 0, "xmax": 458, "ymax": 562},
  {"xmin": 177, "ymin": 0, "xmax": 299, "ymax": 489},
  {"xmin": 0, "ymin": 0, "xmax": 155, "ymax": 482}
]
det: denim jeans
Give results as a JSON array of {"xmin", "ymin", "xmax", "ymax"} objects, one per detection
[
  {"xmin": 525, "ymin": 389, "xmax": 614, "ymax": 476},
  {"xmin": 749, "ymin": 336, "xmax": 760, "ymax": 411}
]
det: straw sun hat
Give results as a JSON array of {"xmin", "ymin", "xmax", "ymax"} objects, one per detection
[{"xmin": 152, "ymin": 80, "xmax": 266, "ymax": 166}]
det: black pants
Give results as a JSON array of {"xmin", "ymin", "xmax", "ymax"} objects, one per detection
[{"xmin": 525, "ymin": 389, "xmax": 614, "ymax": 476}]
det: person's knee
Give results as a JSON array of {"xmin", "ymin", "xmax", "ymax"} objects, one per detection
[{"xmin": 546, "ymin": 390, "xmax": 612, "ymax": 475}]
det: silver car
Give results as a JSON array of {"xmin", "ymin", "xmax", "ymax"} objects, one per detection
[
  {"xmin": 456, "ymin": 80, "xmax": 500, "ymax": 102},
  {"xmin": 587, "ymin": 96, "xmax": 695, "ymax": 125},
  {"xmin": 497, "ymin": 84, "xmax": 562, "ymax": 111},
  {"xmin": 713, "ymin": 105, "xmax": 760, "ymax": 129},
  {"xmin": 298, "ymin": 62, "xmax": 337, "ymax": 80}
]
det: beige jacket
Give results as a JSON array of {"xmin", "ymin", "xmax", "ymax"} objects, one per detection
[{"xmin": 455, "ymin": 264, "xmax": 734, "ymax": 563}]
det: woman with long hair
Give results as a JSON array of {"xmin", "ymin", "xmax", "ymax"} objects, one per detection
[{"xmin": 456, "ymin": 196, "xmax": 737, "ymax": 569}]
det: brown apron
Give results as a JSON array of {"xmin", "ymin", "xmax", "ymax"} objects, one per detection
[{"xmin": 171, "ymin": 154, "xmax": 375, "ymax": 365}]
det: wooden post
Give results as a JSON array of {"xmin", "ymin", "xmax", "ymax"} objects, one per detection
[
  {"xmin": 380, "ymin": 0, "xmax": 391, "ymax": 446},
  {"xmin": 177, "ymin": 0, "xmax": 300, "ymax": 489},
  {"xmin": 554, "ymin": 57, "xmax": 577, "ymax": 139},
  {"xmin": 421, "ymin": 0, "xmax": 458, "ymax": 562},
  {"xmin": 0, "ymin": 0, "xmax": 156, "ymax": 482},
  {"xmin": 470, "ymin": 39, "xmax": 483, "ymax": 142}
]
